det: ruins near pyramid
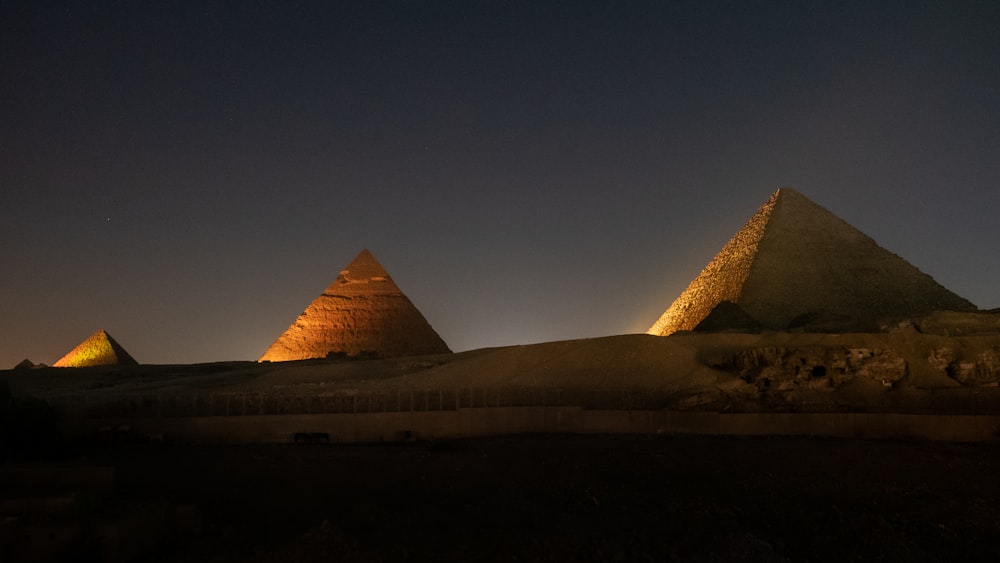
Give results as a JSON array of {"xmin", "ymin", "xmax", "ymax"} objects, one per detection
[
  {"xmin": 53, "ymin": 329, "xmax": 139, "ymax": 368},
  {"xmin": 259, "ymin": 249, "xmax": 451, "ymax": 361},
  {"xmin": 648, "ymin": 188, "xmax": 977, "ymax": 336}
]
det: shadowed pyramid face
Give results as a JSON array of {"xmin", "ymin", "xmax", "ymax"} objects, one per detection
[
  {"xmin": 53, "ymin": 329, "xmax": 138, "ymax": 367},
  {"xmin": 648, "ymin": 188, "xmax": 977, "ymax": 335},
  {"xmin": 259, "ymin": 249, "xmax": 451, "ymax": 361}
]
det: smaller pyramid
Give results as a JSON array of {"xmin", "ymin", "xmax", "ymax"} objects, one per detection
[
  {"xmin": 259, "ymin": 249, "xmax": 451, "ymax": 361},
  {"xmin": 693, "ymin": 301, "xmax": 762, "ymax": 333},
  {"xmin": 53, "ymin": 330, "xmax": 139, "ymax": 368},
  {"xmin": 13, "ymin": 359, "xmax": 36, "ymax": 370}
]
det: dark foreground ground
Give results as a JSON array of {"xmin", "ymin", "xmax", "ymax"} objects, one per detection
[{"xmin": 87, "ymin": 435, "xmax": 1000, "ymax": 562}]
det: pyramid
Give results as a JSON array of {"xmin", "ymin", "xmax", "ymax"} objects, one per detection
[
  {"xmin": 53, "ymin": 329, "xmax": 139, "ymax": 368},
  {"xmin": 13, "ymin": 358, "xmax": 36, "ymax": 370},
  {"xmin": 648, "ymin": 188, "xmax": 977, "ymax": 335},
  {"xmin": 259, "ymin": 249, "xmax": 451, "ymax": 361}
]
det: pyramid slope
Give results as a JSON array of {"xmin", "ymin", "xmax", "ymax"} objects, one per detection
[
  {"xmin": 53, "ymin": 329, "xmax": 139, "ymax": 368},
  {"xmin": 649, "ymin": 189, "xmax": 977, "ymax": 336},
  {"xmin": 259, "ymin": 249, "xmax": 451, "ymax": 361}
]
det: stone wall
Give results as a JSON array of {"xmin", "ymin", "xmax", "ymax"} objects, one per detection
[{"xmin": 68, "ymin": 408, "xmax": 1000, "ymax": 444}]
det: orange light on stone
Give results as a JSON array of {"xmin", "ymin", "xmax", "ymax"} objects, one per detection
[
  {"xmin": 648, "ymin": 191, "xmax": 776, "ymax": 336},
  {"xmin": 259, "ymin": 249, "xmax": 451, "ymax": 362},
  {"xmin": 53, "ymin": 329, "xmax": 138, "ymax": 368}
]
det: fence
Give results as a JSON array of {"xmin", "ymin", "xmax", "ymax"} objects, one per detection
[
  {"xmin": 52, "ymin": 388, "xmax": 659, "ymax": 419},
  {"xmin": 46, "ymin": 385, "xmax": 1000, "ymax": 420}
]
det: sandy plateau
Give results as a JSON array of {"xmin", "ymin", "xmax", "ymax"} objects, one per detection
[{"xmin": 7, "ymin": 311, "xmax": 1000, "ymax": 415}]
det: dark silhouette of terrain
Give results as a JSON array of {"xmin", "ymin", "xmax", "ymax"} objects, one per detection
[{"xmin": 89, "ymin": 435, "xmax": 1000, "ymax": 562}]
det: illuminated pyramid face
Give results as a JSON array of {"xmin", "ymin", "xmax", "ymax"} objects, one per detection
[
  {"xmin": 259, "ymin": 249, "xmax": 451, "ymax": 361},
  {"xmin": 53, "ymin": 329, "xmax": 138, "ymax": 367},
  {"xmin": 648, "ymin": 188, "xmax": 977, "ymax": 335}
]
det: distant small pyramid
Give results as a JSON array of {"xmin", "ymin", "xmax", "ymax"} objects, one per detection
[
  {"xmin": 648, "ymin": 188, "xmax": 977, "ymax": 335},
  {"xmin": 693, "ymin": 301, "xmax": 762, "ymax": 334},
  {"xmin": 13, "ymin": 358, "xmax": 36, "ymax": 370},
  {"xmin": 259, "ymin": 249, "xmax": 451, "ymax": 361},
  {"xmin": 53, "ymin": 329, "xmax": 139, "ymax": 368}
]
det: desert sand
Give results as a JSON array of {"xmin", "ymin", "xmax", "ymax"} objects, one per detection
[
  {"xmin": 6, "ymin": 311, "xmax": 1000, "ymax": 416},
  {"xmin": 13, "ymin": 435, "xmax": 998, "ymax": 562},
  {"xmin": 4, "ymin": 313, "xmax": 1000, "ymax": 562}
]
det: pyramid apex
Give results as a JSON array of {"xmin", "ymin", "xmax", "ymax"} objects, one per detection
[
  {"xmin": 339, "ymin": 248, "xmax": 391, "ymax": 282},
  {"xmin": 91, "ymin": 328, "xmax": 116, "ymax": 341},
  {"xmin": 772, "ymin": 187, "xmax": 803, "ymax": 198}
]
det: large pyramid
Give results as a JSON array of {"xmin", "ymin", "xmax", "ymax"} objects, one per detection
[
  {"xmin": 648, "ymin": 188, "xmax": 977, "ymax": 335},
  {"xmin": 259, "ymin": 249, "xmax": 451, "ymax": 361},
  {"xmin": 53, "ymin": 329, "xmax": 139, "ymax": 368}
]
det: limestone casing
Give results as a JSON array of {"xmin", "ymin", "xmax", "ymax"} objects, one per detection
[{"xmin": 259, "ymin": 249, "xmax": 451, "ymax": 362}]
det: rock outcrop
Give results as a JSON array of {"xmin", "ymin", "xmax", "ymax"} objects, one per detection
[
  {"xmin": 916, "ymin": 310, "xmax": 1000, "ymax": 336},
  {"xmin": 928, "ymin": 345, "xmax": 1000, "ymax": 387},
  {"xmin": 704, "ymin": 345, "xmax": 908, "ymax": 391},
  {"xmin": 53, "ymin": 330, "xmax": 138, "ymax": 368},
  {"xmin": 259, "ymin": 249, "xmax": 451, "ymax": 362},
  {"xmin": 648, "ymin": 188, "xmax": 977, "ymax": 336}
]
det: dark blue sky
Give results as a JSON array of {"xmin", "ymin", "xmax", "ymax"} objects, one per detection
[{"xmin": 3, "ymin": 1, "xmax": 999, "ymax": 366}]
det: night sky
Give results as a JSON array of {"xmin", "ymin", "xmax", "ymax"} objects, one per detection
[{"xmin": 3, "ymin": 1, "xmax": 998, "ymax": 366}]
